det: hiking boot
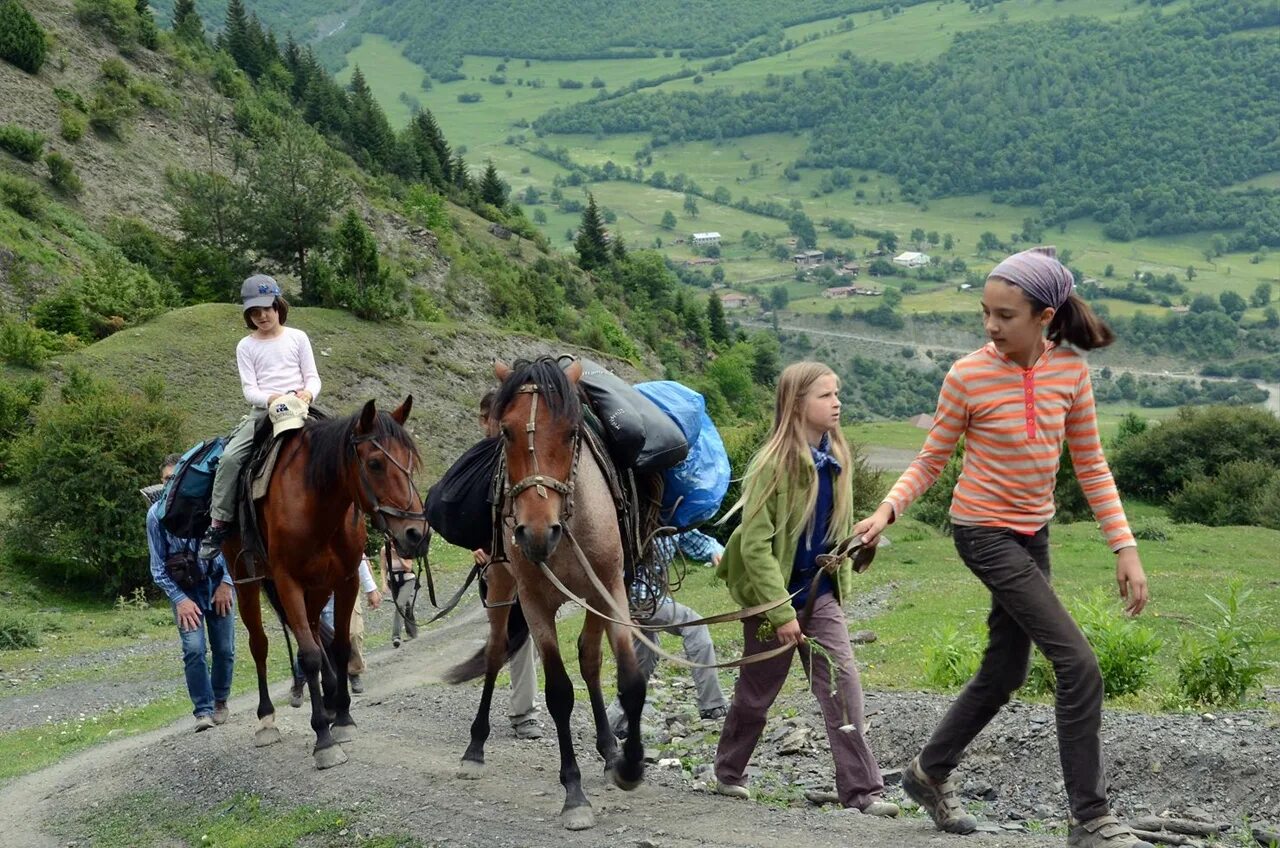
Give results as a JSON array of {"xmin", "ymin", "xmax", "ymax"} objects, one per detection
[
  {"xmin": 212, "ymin": 701, "xmax": 229, "ymax": 725},
  {"xmin": 194, "ymin": 714, "xmax": 215, "ymax": 732},
  {"xmin": 512, "ymin": 718, "xmax": 544, "ymax": 740},
  {"xmin": 859, "ymin": 799, "xmax": 901, "ymax": 818},
  {"xmin": 198, "ymin": 523, "xmax": 231, "ymax": 561},
  {"xmin": 714, "ymin": 781, "xmax": 750, "ymax": 800},
  {"xmin": 901, "ymin": 755, "xmax": 978, "ymax": 834},
  {"xmin": 1067, "ymin": 815, "xmax": 1154, "ymax": 848},
  {"xmin": 289, "ymin": 679, "xmax": 305, "ymax": 708},
  {"xmin": 700, "ymin": 705, "xmax": 729, "ymax": 720},
  {"xmin": 349, "ymin": 674, "xmax": 364, "ymax": 694}
]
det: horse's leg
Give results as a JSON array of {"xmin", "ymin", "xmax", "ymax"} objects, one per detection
[
  {"xmin": 577, "ymin": 612, "xmax": 619, "ymax": 773},
  {"xmin": 232, "ymin": 574, "xmax": 280, "ymax": 747},
  {"xmin": 458, "ymin": 570, "xmax": 514, "ymax": 779},
  {"xmin": 525, "ymin": 599, "xmax": 594, "ymax": 831},
  {"xmin": 328, "ymin": 577, "xmax": 358, "ymax": 744},
  {"xmin": 606, "ymin": 608, "xmax": 647, "ymax": 791},
  {"xmin": 278, "ymin": 574, "xmax": 346, "ymax": 769}
]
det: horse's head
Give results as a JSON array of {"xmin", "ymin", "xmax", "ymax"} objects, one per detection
[
  {"xmin": 493, "ymin": 357, "xmax": 583, "ymax": 562},
  {"xmin": 351, "ymin": 396, "xmax": 430, "ymax": 559}
]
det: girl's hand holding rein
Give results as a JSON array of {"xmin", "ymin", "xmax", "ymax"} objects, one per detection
[
  {"xmin": 774, "ymin": 618, "xmax": 806, "ymax": 647},
  {"xmin": 853, "ymin": 502, "xmax": 895, "ymax": 547},
  {"xmin": 1115, "ymin": 547, "xmax": 1149, "ymax": 617}
]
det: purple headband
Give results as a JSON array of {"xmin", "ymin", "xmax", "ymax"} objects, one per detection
[{"xmin": 988, "ymin": 246, "xmax": 1074, "ymax": 309}]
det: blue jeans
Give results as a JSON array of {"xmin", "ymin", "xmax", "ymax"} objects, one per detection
[{"xmin": 175, "ymin": 601, "xmax": 236, "ymax": 717}]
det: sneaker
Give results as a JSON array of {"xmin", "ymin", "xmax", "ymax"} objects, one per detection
[
  {"xmin": 859, "ymin": 799, "xmax": 901, "ymax": 818},
  {"xmin": 349, "ymin": 674, "xmax": 364, "ymax": 694},
  {"xmin": 699, "ymin": 705, "xmax": 729, "ymax": 720},
  {"xmin": 289, "ymin": 680, "xmax": 305, "ymax": 708},
  {"xmin": 198, "ymin": 523, "xmax": 231, "ymax": 561},
  {"xmin": 901, "ymin": 755, "xmax": 978, "ymax": 834},
  {"xmin": 714, "ymin": 781, "xmax": 750, "ymax": 800},
  {"xmin": 1067, "ymin": 815, "xmax": 1155, "ymax": 848},
  {"xmin": 212, "ymin": 701, "xmax": 229, "ymax": 725},
  {"xmin": 194, "ymin": 714, "xmax": 215, "ymax": 732},
  {"xmin": 512, "ymin": 718, "xmax": 544, "ymax": 740}
]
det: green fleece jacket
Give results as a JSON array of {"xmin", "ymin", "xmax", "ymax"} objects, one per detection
[{"xmin": 715, "ymin": 459, "xmax": 856, "ymax": 628}]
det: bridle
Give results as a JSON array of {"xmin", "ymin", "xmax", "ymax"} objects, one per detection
[
  {"xmin": 350, "ymin": 431, "xmax": 429, "ymax": 537},
  {"xmin": 502, "ymin": 383, "xmax": 581, "ymax": 521}
]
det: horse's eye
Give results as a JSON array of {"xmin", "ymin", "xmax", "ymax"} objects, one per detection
[
  {"xmin": 500, "ymin": 425, "xmax": 512, "ymax": 442},
  {"xmin": 368, "ymin": 459, "xmax": 384, "ymax": 473}
]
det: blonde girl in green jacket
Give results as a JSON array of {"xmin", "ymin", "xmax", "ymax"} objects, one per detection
[{"xmin": 712, "ymin": 362, "xmax": 896, "ymax": 817}]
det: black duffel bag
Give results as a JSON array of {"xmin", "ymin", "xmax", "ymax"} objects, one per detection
[
  {"xmin": 425, "ymin": 436, "xmax": 501, "ymax": 552},
  {"xmin": 566, "ymin": 356, "xmax": 689, "ymax": 473}
]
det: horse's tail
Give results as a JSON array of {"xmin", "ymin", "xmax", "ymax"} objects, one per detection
[{"xmin": 443, "ymin": 600, "xmax": 529, "ymax": 685}]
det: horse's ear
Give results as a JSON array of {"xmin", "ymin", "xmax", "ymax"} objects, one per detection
[
  {"xmin": 563, "ymin": 358, "xmax": 583, "ymax": 384},
  {"xmin": 494, "ymin": 360, "xmax": 512, "ymax": 382},
  {"xmin": 357, "ymin": 399, "xmax": 377, "ymax": 434},
  {"xmin": 391, "ymin": 395, "xmax": 413, "ymax": 424}
]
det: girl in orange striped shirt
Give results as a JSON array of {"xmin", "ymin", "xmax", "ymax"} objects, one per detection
[{"xmin": 854, "ymin": 247, "xmax": 1151, "ymax": 848}]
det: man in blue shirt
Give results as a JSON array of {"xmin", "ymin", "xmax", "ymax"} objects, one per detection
[
  {"xmin": 606, "ymin": 529, "xmax": 729, "ymax": 736},
  {"xmin": 146, "ymin": 454, "xmax": 236, "ymax": 732}
]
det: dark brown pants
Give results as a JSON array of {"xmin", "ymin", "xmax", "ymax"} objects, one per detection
[
  {"xmin": 919, "ymin": 525, "xmax": 1109, "ymax": 821},
  {"xmin": 714, "ymin": 593, "xmax": 885, "ymax": 810}
]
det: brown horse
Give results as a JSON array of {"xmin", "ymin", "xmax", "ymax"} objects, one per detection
[
  {"xmin": 224, "ymin": 397, "xmax": 428, "ymax": 769},
  {"xmin": 448, "ymin": 357, "xmax": 646, "ymax": 831}
]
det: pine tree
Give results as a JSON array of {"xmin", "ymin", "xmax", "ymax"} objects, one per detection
[
  {"xmin": 611, "ymin": 234, "xmax": 627, "ymax": 263},
  {"xmin": 224, "ymin": 0, "xmax": 263, "ymax": 79},
  {"xmin": 575, "ymin": 194, "xmax": 610, "ymax": 271},
  {"xmin": 347, "ymin": 66, "xmax": 396, "ymax": 169},
  {"xmin": 171, "ymin": 0, "xmax": 204, "ymax": 44},
  {"xmin": 0, "ymin": 0, "xmax": 49, "ymax": 74},
  {"xmin": 451, "ymin": 153, "xmax": 471, "ymax": 192},
  {"xmin": 478, "ymin": 161, "xmax": 507, "ymax": 207},
  {"xmin": 135, "ymin": 0, "xmax": 160, "ymax": 49},
  {"xmin": 706, "ymin": 292, "xmax": 730, "ymax": 344},
  {"xmin": 407, "ymin": 110, "xmax": 451, "ymax": 188}
]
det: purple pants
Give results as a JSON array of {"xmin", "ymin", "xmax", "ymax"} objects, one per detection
[{"xmin": 714, "ymin": 593, "xmax": 885, "ymax": 809}]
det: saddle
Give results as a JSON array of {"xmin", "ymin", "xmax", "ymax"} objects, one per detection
[{"xmin": 233, "ymin": 406, "xmax": 329, "ymax": 580}]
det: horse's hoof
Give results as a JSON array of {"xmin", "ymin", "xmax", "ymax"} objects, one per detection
[
  {"xmin": 456, "ymin": 759, "xmax": 484, "ymax": 780},
  {"xmin": 254, "ymin": 726, "xmax": 282, "ymax": 747},
  {"xmin": 314, "ymin": 744, "xmax": 348, "ymax": 770},
  {"xmin": 608, "ymin": 765, "xmax": 644, "ymax": 792},
  {"xmin": 330, "ymin": 723, "xmax": 356, "ymax": 744},
  {"xmin": 561, "ymin": 805, "xmax": 596, "ymax": 831}
]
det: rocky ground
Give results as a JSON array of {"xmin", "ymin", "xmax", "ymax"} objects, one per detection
[{"xmin": 1, "ymin": 605, "xmax": 1277, "ymax": 848}]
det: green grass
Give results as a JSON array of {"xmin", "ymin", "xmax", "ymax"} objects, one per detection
[
  {"xmin": 343, "ymin": 2, "xmax": 1277, "ymax": 319},
  {"xmin": 60, "ymin": 791, "xmax": 422, "ymax": 848}
]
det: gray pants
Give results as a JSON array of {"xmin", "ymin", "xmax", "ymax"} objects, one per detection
[
  {"xmin": 919, "ymin": 525, "xmax": 1108, "ymax": 822},
  {"xmin": 508, "ymin": 638, "xmax": 539, "ymax": 725},
  {"xmin": 210, "ymin": 410, "xmax": 263, "ymax": 524},
  {"xmin": 607, "ymin": 599, "xmax": 727, "ymax": 732}
]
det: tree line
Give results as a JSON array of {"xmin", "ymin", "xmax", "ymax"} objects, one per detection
[{"xmin": 535, "ymin": 0, "xmax": 1280, "ymax": 248}]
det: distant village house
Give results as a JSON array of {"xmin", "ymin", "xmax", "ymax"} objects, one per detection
[
  {"xmin": 793, "ymin": 249, "xmax": 825, "ymax": 268},
  {"xmin": 893, "ymin": 251, "xmax": 931, "ymax": 268},
  {"xmin": 720, "ymin": 292, "xmax": 752, "ymax": 309},
  {"xmin": 824, "ymin": 285, "xmax": 881, "ymax": 298},
  {"xmin": 691, "ymin": 232, "xmax": 721, "ymax": 247}
]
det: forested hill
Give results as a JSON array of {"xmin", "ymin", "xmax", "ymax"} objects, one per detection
[
  {"xmin": 322, "ymin": 0, "xmax": 922, "ymax": 79},
  {"xmin": 534, "ymin": 0, "xmax": 1280, "ymax": 249}
]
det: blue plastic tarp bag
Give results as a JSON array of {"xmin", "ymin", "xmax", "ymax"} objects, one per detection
[
  {"xmin": 157, "ymin": 436, "xmax": 227, "ymax": 539},
  {"xmin": 635, "ymin": 382, "xmax": 731, "ymax": 529}
]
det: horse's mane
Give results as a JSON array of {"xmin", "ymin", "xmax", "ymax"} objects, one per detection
[
  {"xmin": 493, "ymin": 357, "xmax": 583, "ymax": 427},
  {"xmin": 304, "ymin": 406, "xmax": 420, "ymax": 492}
]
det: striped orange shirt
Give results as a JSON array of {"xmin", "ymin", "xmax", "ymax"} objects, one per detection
[{"xmin": 885, "ymin": 342, "xmax": 1135, "ymax": 551}]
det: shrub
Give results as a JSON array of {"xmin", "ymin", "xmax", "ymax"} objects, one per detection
[
  {"xmin": 1167, "ymin": 460, "xmax": 1279, "ymax": 527},
  {"xmin": 0, "ymin": 608, "xmax": 41, "ymax": 650},
  {"xmin": 88, "ymin": 82, "xmax": 137, "ymax": 137},
  {"xmin": 75, "ymin": 0, "xmax": 142, "ymax": 49},
  {"xmin": 0, "ymin": 375, "xmax": 44, "ymax": 481},
  {"xmin": 912, "ymin": 440, "xmax": 964, "ymax": 532},
  {"xmin": 1113, "ymin": 406, "xmax": 1280, "ymax": 502},
  {"xmin": 31, "ymin": 290, "xmax": 91, "ymax": 337},
  {"xmin": 923, "ymin": 624, "xmax": 983, "ymax": 689},
  {"xmin": 0, "ymin": 0, "xmax": 48, "ymax": 74},
  {"xmin": 1072, "ymin": 592, "xmax": 1162, "ymax": 698},
  {"xmin": 9, "ymin": 368, "xmax": 184, "ymax": 596},
  {"xmin": 100, "ymin": 56, "xmax": 130, "ymax": 85},
  {"xmin": 1131, "ymin": 515, "xmax": 1174, "ymax": 542},
  {"xmin": 59, "ymin": 108, "xmax": 87, "ymax": 142},
  {"xmin": 1176, "ymin": 585, "xmax": 1272, "ymax": 707},
  {"xmin": 129, "ymin": 79, "xmax": 173, "ymax": 110},
  {"xmin": 1022, "ymin": 649, "xmax": 1056, "ymax": 696},
  {"xmin": 0, "ymin": 173, "xmax": 42, "ymax": 219},
  {"xmin": 45, "ymin": 151, "xmax": 82, "ymax": 195},
  {"xmin": 0, "ymin": 124, "xmax": 45, "ymax": 162},
  {"xmin": 74, "ymin": 250, "xmax": 170, "ymax": 335}
]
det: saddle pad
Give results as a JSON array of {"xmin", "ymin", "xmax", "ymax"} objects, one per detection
[{"xmin": 250, "ymin": 438, "xmax": 285, "ymax": 501}]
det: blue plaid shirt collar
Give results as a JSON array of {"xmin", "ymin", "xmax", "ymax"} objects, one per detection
[{"xmin": 810, "ymin": 432, "xmax": 841, "ymax": 474}]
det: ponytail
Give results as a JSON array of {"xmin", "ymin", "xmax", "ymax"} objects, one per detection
[{"xmin": 1036, "ymin": 292, "xmax": 1114, "ymax": 350}]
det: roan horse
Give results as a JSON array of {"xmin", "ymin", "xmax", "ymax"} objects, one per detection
[
  {"xmin": 448, "ymin": 358, "xmax": 647, "ymax": 830},
  {"xmin": 223, "ymin": 397, "xmax": 429, "ymax": 769}
]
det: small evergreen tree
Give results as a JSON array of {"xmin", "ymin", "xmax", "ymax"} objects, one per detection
[
  {"xmin": 706, "ymin": 291, "xmax": 730, "ymax": 344},
  {"xmin": 574, "ymin": 193, "xmax": 610, "ymax": 271},
  {"xmin": 478, "ymin": 161, "xmax": 507, "ymax": 207},
  {"xmin": 171, "ymin": 0, "xmax": 203, "ymax": 44},
  {"xmin": 223, "ymin": 0, "xmax": 263, "ymax": 79},
  {"xmin": 134, "ymin": 0, "xmax": 159, "ymax": 49},
  {"xmin": 0, "ymin": 0, "xmax": 48, "ymax": 74}
]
